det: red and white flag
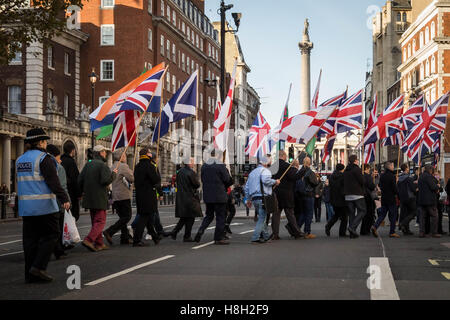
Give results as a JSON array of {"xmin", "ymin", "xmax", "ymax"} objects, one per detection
[
  {"xmin": 311, "ymin": 69, "xmax": 322, "ymax": 110},
  {"xmin": 111, "ymin": 110, "xmax": 140, "ymax": 152},
  {"xmin": 214, "ymin": 60, "xmax": 237, "ymax": 151}
]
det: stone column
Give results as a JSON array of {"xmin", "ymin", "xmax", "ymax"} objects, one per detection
[
  {"xmin": 16, "ymin": 139, "xmax": 24, "ymax": 159},
  {"xmin": 2, "ymin": 136, "xmax": 11, "ymax": 190},
  {"xmin": 298, "ymin": 19, "xmax": 313, "ymax": 114}
]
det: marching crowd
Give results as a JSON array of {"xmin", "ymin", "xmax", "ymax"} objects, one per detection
[{"xmin": 15, "ymin": 128, "xmax": 449, "ymax": 283}]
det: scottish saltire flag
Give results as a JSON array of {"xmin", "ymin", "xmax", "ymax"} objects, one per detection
[
  {"xmin": 311, "ymin": 69, "xmax": 322, "ymax": 111},
  {"xmin": 403, "ymin": 95, "xmax": 426, "ymax": 131},
  {"xmin": 120, "ymin": 67, "xmax": 165, "ymax": 113},
  {"xmin": 89, "ymin": 63, "xmax": 166, "ymax": 131},
  {"xmin": 335, "ymin": 89, "xmax": 364, "ymax": 133},
  {"xmin": 321, "ymin": 134, "xmax": 336, "ymax": 163},
  {"xmin": 151, "ymin": 71, "xmax": 198, "ymax": 143},
  {"xmin": 111, "ymin": 110, "xmax": 140, "ymax": 152},
  {"xmin": 245, "ymin": 112, "xmax": 273, "ymax": 158},
  {"xmin": 361, "ymin": 95, "xmax": 404, "ymax": 145},
  {"xmin": 214, "ymin": 60, "xmax": 237, "ymax": 151}
]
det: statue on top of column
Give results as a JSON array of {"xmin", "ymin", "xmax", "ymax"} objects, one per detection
[{"xmin": 304, "ymin": 19, "xmax": 310, "ymax": 38}]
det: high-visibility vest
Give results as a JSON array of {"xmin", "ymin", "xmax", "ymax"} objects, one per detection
[{"xmin": 16, "ymin": 150, "xmax": 59, "ymax": 217}]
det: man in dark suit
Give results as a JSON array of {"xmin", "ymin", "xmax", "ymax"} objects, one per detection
[
  {"xmin": 272, "ymin": 150, "xmax": 304, "ymax": 240},
  {"xmin": 194, "ymin": 155, "xmax": 233, "ymax": 245}
]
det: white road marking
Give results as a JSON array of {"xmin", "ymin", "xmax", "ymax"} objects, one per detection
[
  {"xmin": 239, "ymin": 230, "xmax": 254, "ymax": 235},
  {"xmin": 85, "ymin": 255, "xmax": 175, "ymax": 286},
  {"xmin": 429, "ymin": 259, "xmax": 440, "ymax": 266},
  {"xmin": 0, "ymin": 240, "xmax": 21, "ymax": 246},
  {"xmin": 441, "ymin": 243, "xmax": 450, "ymax": 249},
  {"xmin": 163, "ymin": 224, "xmax": 177, "ymax": 229},
  {"xmin": 192, "ymin": 241, "xmax": 215, "ymax": 250},
  {"xmin": 369, "ymin": 257, "xmax": 400, "ymax": 300},
  {"xmin": 442, "ymin": 273, "xmax": 450, "ymax": 280},
  {"xmin": 0, "ymin": 251, "xmax": 23, "ymax": 257}
]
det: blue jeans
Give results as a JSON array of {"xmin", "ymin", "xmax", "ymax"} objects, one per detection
[
  {"xmin": 251, "ymin": 200, "xmax": 270, "ymax": 241},
  {"xmin": 325, "ymin": 202, "xmax": 334, "ymax": 221},
  {"xmin": 374, "ymin": 204, "xmax": 398, "ymax": 235},
  {"xmin": 298, "ymin": 196, "xmax": 314, "ymax": 234}
]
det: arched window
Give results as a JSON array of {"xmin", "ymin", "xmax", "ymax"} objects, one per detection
[
  {"xmin": 431, "ymin": 21, "xmax": 436, "ymax": 39},
  {"xmin": 426, "ymin": 59, "xmax": 430, "ymax": 77},
  {"xmin": 403, "ymin": 48, "xmax": 407, "ymax": 62},
  {"xmin": 412, "ymin": 70, "xmax": 417, "ymax": 86},
  {"xmin": 420, "ymin": 32, "xmax": 424, "ymax": 47},
  {"xmin": 408, "ymin": 44, "xmax": 411, "ymax": 57},
  {"xmin": 420, "ymin": 63, "xmax": 424, "ymax": 80},
  {"xmin": 431, "ymin": 55, "xmax": 436, "ymax": 74},
  {"xmin": 413, "ymin": 39, "xmax": 416, "ymax": 54},
  {"xmin": 397, "ymin": 12, "xmax": 401, "ymax": 22},
  {"xmin": 403, "ymin": 12, "xmax": 407, "ymax": 22},
  {"xmin": 425, "ymin": 26, "xmax": 430, "ymax": 43}
]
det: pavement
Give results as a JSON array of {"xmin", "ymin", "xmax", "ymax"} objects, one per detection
[{"xmin": 0, "ymin": 205, "xmax": 449, "ymax": 300}]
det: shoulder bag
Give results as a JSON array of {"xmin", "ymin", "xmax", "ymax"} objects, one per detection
[{"xmin": 260, "ymin": 174, "xmax": 278, "ymax": 214}]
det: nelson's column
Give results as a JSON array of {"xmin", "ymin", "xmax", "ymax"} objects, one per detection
[{"xmin": 299, "ymin": 19, "xmax": 314, "ymax": 113}]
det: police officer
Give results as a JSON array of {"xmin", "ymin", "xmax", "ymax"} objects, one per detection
[{"xmin": 16, "ymin": 128, "xmax": 70, "ymax": 283}]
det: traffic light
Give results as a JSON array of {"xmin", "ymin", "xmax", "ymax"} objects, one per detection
[{"xmin": 288, "ymin": 146, "xmax": 294, "ymax": 163}]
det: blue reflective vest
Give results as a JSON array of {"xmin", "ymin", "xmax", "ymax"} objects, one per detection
[{"xmin": 16, "ymin": 149, "xmax": 60, "ymax": 217}]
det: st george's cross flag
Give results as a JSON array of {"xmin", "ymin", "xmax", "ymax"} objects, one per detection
[
  {"xmin": 151, "ymin": 70, "xmax": 198, "ymax": 143},
  {"xmin": 111, "ymin": 110, "xmax": 140, "ymax": 152},
  {"xmin": 214, "ymin": 60, "xmax": 237, "ymax": 151},
  {"xmin": 245, "ymin": 111, "xmax": 273, "ymax": 159}
]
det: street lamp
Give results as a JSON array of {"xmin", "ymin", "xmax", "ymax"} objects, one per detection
[{"xmin": 89, "ymin": 68, "xmax": 98, "ymax": 149}]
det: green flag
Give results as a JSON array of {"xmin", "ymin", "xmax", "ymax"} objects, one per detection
[
  {"xmin": 305, "ymin": 136, "xmax": 316, "ymax": 156},
  {"xmin": 96, "ymin": 124, "xmax": 113, "ymax": 140}
]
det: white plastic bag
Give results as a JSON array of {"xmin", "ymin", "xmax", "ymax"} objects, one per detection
[{"xmin": 63, "ymin": 210, "xmax": 81, "ymax": 246}]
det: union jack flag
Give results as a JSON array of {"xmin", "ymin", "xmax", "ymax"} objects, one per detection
[
  {"xmin": 382, "ymin": 131, "xmax": 405, "ymax": 147},
  {"xmin": 363, "ymin": 94, "xmax": 378, "ymax": 164},
  {"xmin": 245, "ymin": 111, "xmax": 273, "ymax": 159},
  {"xmin": 364, "ymin": 143, "xmax": 376, "ymax": 164},
  {"xmin": 321, "ymin": 134, "xmax": 336, "ymax": 163},
  {"xmin": 120, "ymin": 68, "xmax": 166, "ymax": 113},
  {"xmin": 316, "ymin": 91, "xmax": 348, "ymax": 138},
  {"xmin": 407, "ymin": 131, "xmax": 441, "ymax": 164},
  {"xmin": 111, "ymin": 110, "xmax": 140, "ymax": 152},
  {"xmin": 402, "ymin": 95, "xmax": 426, "ymax": 132},
  {"xmin": 335, "ymin": 89, "xmax": 364, "ymax": 134},
  {"xmin": 362, "ymin": 95, "xmax": 404, "ymax": 145}
]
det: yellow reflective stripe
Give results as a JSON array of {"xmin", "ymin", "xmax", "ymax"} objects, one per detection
[
  {"xmin": 17, "ymin": 176, "xmax": 45, "ymax": 182},
  {"xmin": 19, "ymin": 194, "xmax": 56, "ymax": 201}
]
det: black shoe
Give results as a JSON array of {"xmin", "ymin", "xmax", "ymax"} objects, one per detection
[
  {"xmin": 170, "ymin": 232, "xmax": 177, "ymax": 240},
  {"xmin": 194, "ymin": 232, "xmax": 203, "ymax": 243},
  {"xmin": 132, "ymin": 241, "xmax": 148, "ymax": 247},
  {"xmin": 214, "ymin": 240, "xmax": 230, "ymax": 245},
  {"xmin": 251, "ymin": 240, "xmax": 264, "ymax": 244},
  {"xmin": 225, "ymin": 225, "xmax": 232, "ymax": 234},
  {"xmin": 348, "ymin": 228, "xmax": 359, "ymax": 239},
  {"xmin": 29, "ymin": 267, "xmax": 53, "ymax": 282},
  {"xmin": 325, "ymin": 225, "xmax": 331, "ymax": 237},
  {"xmin": 183, "ymin": 238, "xmax": 194, "ymax": 242},
  {"xmin": 103, "ymin": 230, "xmax": 113, "ymax": 245},
  {"xmin": 152, "ymin": 236, "xmax": 160, "ymax": 245}
]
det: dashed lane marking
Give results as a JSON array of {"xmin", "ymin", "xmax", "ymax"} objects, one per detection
[
  {"xmin": 0, "ymin": 251, "xmax": 23, "ymax": 257},
  {"xmin": 206, "ymin": 223, "xmax": 244, "ymax": 231},
  {"xmin": 192, "ymin": 241, "xmax": 215, "ymax": 250},
  {"xmin": 239, "ymin": 230, "xmax": 254, "ymax": 235},
  {"xmin": 0, "ymin": 240, "xmax": 21, "ymax": 246},
  {"xmin": 85, "ymin": 255, "xmax": 175, "ymax": 286}
]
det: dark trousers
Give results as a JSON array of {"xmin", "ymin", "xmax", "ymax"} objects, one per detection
[
  {"xmin": 133, "ymin": 212, "xmax": 158, "ymax": 243},
  {"xmin": 154, "ymin": 210, "xmax": 165, "ymax": 235},
  {"xmin": 23, "ymin": 213, "xmax": 60, "ymax": 280},
  {"xmin": 361, "ymin": 197, "xmax": 375, "ymax": 235},
  {"xmin": 53, "ymin": 209, "xmax": 65, "ymax": 257},
  {"xmin": 420, "ymin": 206, "xmax": 438, "ymax": 235},
  {"xmin": 326, "ymin": 206, "xmax": 348, "ymax": 236},
  {"xmin": 314, "ymin": 197, "xmax": 322, "ymax": 222},
  {"xmin": 106, "ymin": 199, "xmax": 132, "ymax": 242},
  {"xmin": 197, "ymin": 203, "xmax": 227, "ymax": 241},
  {"xmin": 69, "ymin": 194, "xmax": 80, "ymax": 221},
  {"xmin": 298, "ymin": 196, "xmax": 314, "ymax": 234},
  {"xmin": 400, "ymin": 199, "xmax": 417, "ymax": 232},
  {"xmin": 172, "ymin": 217, "xmax": 195, "ymax": 239},
  {"xmin": 226, "ymin": 202, "xmax": 236, "ymax": 226},
  {"xmin": 437, "ymin": 202, "xmax": 444, "ymax": 234},
  {"xmin": 346, "ymin": 198, "xmax": 367, "ymax": 233},
  {"xmin": 273, "ymin": 204, "xmax": 302, "ymax": 237},
  {"xmin": 374, "ymin": 203, "xmax": 398, "ymax": 235}
]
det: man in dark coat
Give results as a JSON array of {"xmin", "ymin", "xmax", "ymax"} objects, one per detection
[
  {"xmin": 132, "ymin": 147, "xmax": 162, "ymax": 246},
  {"xmin": 343, "ymin": 155, "xmax": 366, "ymax": 239},
  {"xmin": 170, "ymin": 158, "xmax": 202, "ymax": 242},
  {"xmin": 61, "ymin": 141, "xmax": 81, "ymax": 221},
  {"xmin": 418, "ymin": 165, "xmax": 441, "ymax": 238},
  {"xmin": 296, "ymin": 156, "xmax": 318, "ymax": 239},
  {"xmin": 372, "ymin": 161, "xmax": 400, "ymax": 238},
  {"xmin": 397, "ymin": 163, "xmax": 417, "ymax": 235},
  {"xmin": 360, "ymin": 164, "xmax": 376, "ymax": 235},
  {"xmin": 78, "ymin": 145, "xmax": 116, "ymax": 252},
  {"xmin": 325, "ymin": 164, "xmax": 348, "ymax": 237},
  {"xmin": 272, "ymin": 150, "xmax": 305, "ymax": 239},
  {"xmin": 194, "ymin": 155, "xmax": 233, "ymax": 245}
]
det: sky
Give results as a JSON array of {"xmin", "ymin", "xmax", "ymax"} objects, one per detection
[{"xmin": 205, "ymin": 0, "xmax": 386, "ymax": 128}]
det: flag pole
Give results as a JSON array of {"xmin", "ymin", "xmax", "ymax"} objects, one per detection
[
  {"xmin": 115, "ymin": 66, "xmax": 170, "ymax": 171},
  {"xmin": 156, "ymin": 70, "xmax": 166, "ymax": 166}
]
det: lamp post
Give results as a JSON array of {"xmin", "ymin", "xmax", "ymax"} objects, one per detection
[{"xmin": 89, "ymin": 68, "xmax": 98, "ymax": 149}]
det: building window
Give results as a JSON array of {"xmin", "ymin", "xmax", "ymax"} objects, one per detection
[
  {"xmin": 64, "ymin": 52, "xmax": 70, "ymax": 75},
  {"xmin": 191, "ymin": 60, "xmax": 194, "ymax": 74},
  {"xmin": 148, "ymin": 29, "xmax": 153, "ymax": 50},
  {"xmin": 431, "ymin": 55, "xmax": 436, "ymax": 74},
  {"xmin": 172, "ymin": 43, "xmax": 176, "ymax": 62},
  {"xmin": 101, "ymin": 0, "xmax": 114, "ymax": 8},
  {"xmin": 161, "ymin": 0, "xmax": 164, "ymax": 16},
  {"xmin": 403, "ymin": 48, "xmax": 406, "ymax": 62},
  {"xmin": 178, "ymin": 50, "xmax": 181, "ymax": 68},
  {"xmin": 166, "ymin": 71, "xmax": 170, "ymax": 91},
  {"xmin": 200, "ymin": 93, "xmax": 203, "ymax": 110},
  {"xmin": 47, "ymin": 88, "xmax": 54, "ymax": 105},
  {"xmin": 166, "ymin": 39, "xmax": 170, "ymax": 57},
  {"xmin": 208, "ymin": 70, "xmax": 211, "ymax": 81},
  {"xmin": 397, "ymin": 12, "xmax": 401, "ymax": 22},
  {"xmin": 431, "ymin": 87, "xmax": 436, "ymax": 103},
  {"xmin": 407, "ymin": 44, "xmax": 411, "ymax": 58},
  {"xmin": 420, "ymin": 63, "xmax": 424, "ymax": 80},
  {"xmin": 182, "ymin": 21, "xmax": 185, "ymax": 34},
  {"xmin": 48, "ymin": 45, "xmax": 54, "ymax": 69},
  {"xmin": 191, "ymin": 30, "xmax": 194, "ymax": 44},
  {"xmin": 196, "ymin": 34, "xmax": 199, "ymax": 48},
  {"xmin": 407, "ymin": 74, "xmax": 411, "ymax": 89},
  {"xmin": 200, "ymin": 66, "xmax": 203, "ymax": 82},
  {"xmin": 99, "ymin": 96, "xmax": 109, "ymax": 106},
  {"xmin": 161, "ymin": 35, "xmax": 164, "ymax": 56},
  {"xmin": 172, "ymin": 74, "xmax": 176, "ymax": 93},
  {"xmin": 172, "ymin": 10, "xmax": 176, "ymax": 25},
  {"xmin": 64, "ymin": 93, "xmax": 69, "ymax": 117},
  {"xmin": 9, "ymin": 43, "xmax": 22, "ymax": 64},
  {"xmin": 403, "ymin": 12, "xmax": 407, "ymax": 22},
  {"xmin": 167, "ymin": 5, "xmax": 170, "ymax": 20},
  {"xmin": 426, "ymin": 59, "xmax": 430, "ymax": 77},
  {"xmin": 148, "ymin": 0, "xmax": 152, "ymax": 14},
  {"xmin": 100, "ymin": 60, "xmax": 114, "ymax": 81},
  {"xmin": 187, "ymin": 26, "xmax": 190, "ymax": 41},
  {"xmin": 420, "ymin": 32, "xmax": 424, "ymax": 47},
  {"xmin": 7, "ymin": 86, "xmax": 21, "ymax": 114},
  {"xmin": 425, "ymin": 26, "xmax": 430, "ymax": 43},
  {"xmin": 101, "ymin": 25, "xmax": 115, "ymax": 46},
  {"xmin": 412, "ymin": 39, "xmax": 416, "ymax": 54},
  {"xmin": 412, "ymin": 70, "xmax": 417, "ymax": 86},
  {"xmin": 182, "ymin": 53, "xmax": 185, "ymax": 71},
  {"xmin": 208, "ymin": 96, "xmax": 211, "ymax": 112},
  {"xmin": 431, "ymin": 21, "xmax": 436, "ymax": 39},
  {"xmin": 186, "ymin": 56, "xmax": 190, "ymax": 73}
]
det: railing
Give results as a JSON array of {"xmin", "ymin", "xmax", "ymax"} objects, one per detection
[{"xmin": 0, "ymin": 193, "xmax": 18, "ymax": 220}]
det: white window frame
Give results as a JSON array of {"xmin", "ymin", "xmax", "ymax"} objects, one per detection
[
  {"xmin": 161, "ymin": 35, "xmax": 165, "ymax": 56},
  {"xmin": 99, "ymin": 96, "xmax": 110, "ymax": 106},
  {"xmin": 200, "ymin": 66, "xmax": 203, "ymax": 82},
  {"xmin": 101, "ymin": 0, "xmax": 114, "ymax": 8},
  {"xmin": 64, "ymin": 52, "xmax": 71, "ymax": 76},
  {"xmin": 148, "ymin": 29, "xmax": 153, "ymax": 50},
  {"xmin": 182, "ymin": 21, "xmax": 186, "ymax": 34},
  {"xmin": 64, "ymin": 93, "xmax": 69, "ymax": 117},
  {"xmin": 186, "ymin": 56, "xmax": 190, "ymax": 74},
  {"xmin": 191, "ymin": 60, "xmax": 194, "ymax": 73},
  {"xmin": 166, "ymin": 39, "xmax": 170, "ymax": 57},
  {"xmin": 172, "ymin": 10, "xmax": 176, "ymax": 25},
  {"xmin": 161, "ymin": 0, "xmax": 164, "ymax": 16},
  {"xmin": 420, "ymin": 32, "xmax": 424, "ymax": 48},
  {"xmin": 172, "ymin": 74, "xmax": 176, "ymax": 93},
  {"xmin": 166, "ymin": 71, "xmax": 170, "ymax": 91},
  {"xmin": 9, "ymin": 43, "xmax": 22, "ymax": 65},
  {"xmin": 200, "ymin": 93, "xmax": 203, "ymax": 110},
  {"xmin": 426, "ymin": 59, "xmax": 430, "ymax": 77},
  {"xmin": 420, "ymin": 63, "xmax": 424, "ymax": 80},
  {"xmin": 47, "ymin": 88, "xmax": 54, "ymax": 105},
  {"xmin": 431, "ymin": 21, "xmax": 436, "ymax": 39},
  {"xmin": 408, "ymin": 44, "xmax": 411, "ymax": 58},
  {"xmin": 7, "ymin": 86, "xmax": 21, "ymax": 114},
  {"xmin": 147, "ymin": 0, "xmax": 152, "ymax": 14},
  {"xmin": 167, "ymin": 5, "xmax": 170, "ymax": 20},
  {"xmin": 196, "ymin": 34, "xmax": 199, "ymax": 48},
  {"xmin": 47, "ymin": 45, "xmax": 54, "ymax": 69},
  {"xmin": 412, "ymin": 39, "xmax": 416, "ymax": 54},
  {"xmin": 100, "ymin": 59, "xmax": 114, "ymax": 81},
  {"xmin": 431, "ymin": 55, "xmax": 436, "ymax": 74},
  {"xmin": 172, "ymin": 43, "xmax": 176, "ymax": 62},
  {"xmin": 182, "ymin": 53, "xmax": 185, "ymax": 71},
  {"xmin": 100, "ymin": 24, "xmax": 115, "ymax": 46}
]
